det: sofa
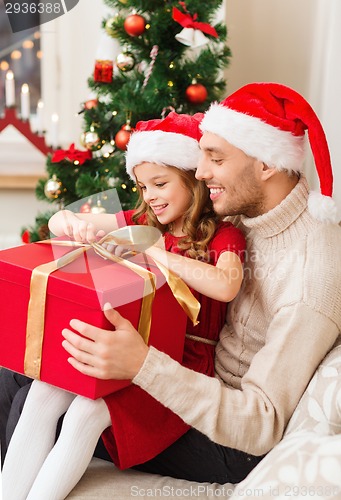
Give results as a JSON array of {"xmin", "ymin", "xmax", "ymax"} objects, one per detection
[{"xmin": 67, "ymin": 342, "xmax": 341, "ymax": 500}]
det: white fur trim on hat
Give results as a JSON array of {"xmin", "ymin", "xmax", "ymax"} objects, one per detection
[
  {"xmin": 125, "ymin": 130, "xmax": 201, "ymax": 179},
  {"xmin": 307, "ymin": 191, "xmax": 340, "ymax": 224},
  {"xmin": 200, "ymin": 103, "xmax": 306, "ymax": 173}
]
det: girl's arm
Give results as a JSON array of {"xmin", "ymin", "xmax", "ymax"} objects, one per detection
[
  {"xmin": 145, "ymin": 246, "xmax": 243, "ymax": 302},
  {"xmin": 48, "ymin": 210, "xmax": 120, "ymax": 243}
]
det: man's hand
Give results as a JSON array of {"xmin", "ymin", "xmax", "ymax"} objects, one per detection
[{"xmin": 61, "ymin": 305, "xmax": 149, "ymax": 380}]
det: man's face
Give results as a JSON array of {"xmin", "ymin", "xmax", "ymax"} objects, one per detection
[{"xmin": 196, "ymin": 132, "xmax": 265, "ymax": 217}]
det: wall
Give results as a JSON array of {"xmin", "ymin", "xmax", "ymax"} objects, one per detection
[
  {"xmin": 225, "ymin": 0, "xmax": 318, "ymax": 95},
  {"xmin": 225, "ymin": 0, "xmax": 341, "ymax": 210}
]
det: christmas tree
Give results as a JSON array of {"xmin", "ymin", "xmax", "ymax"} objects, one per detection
[{"xmin": 22, "ymin": 0, "xmax": 230, "ymax": 242}]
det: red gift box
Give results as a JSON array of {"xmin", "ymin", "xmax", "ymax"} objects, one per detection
[
  {"xmin": 0, "ymin": 240, "xmax": 188, "ymax": 399},
  {"xmin": 94, "ymin": 59, "xmax": 113, "ymax": 83}
]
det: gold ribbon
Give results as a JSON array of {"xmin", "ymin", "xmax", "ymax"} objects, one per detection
[{"xmin": 24, "ymin": 226, "xmax": 200, "ymax": 379}]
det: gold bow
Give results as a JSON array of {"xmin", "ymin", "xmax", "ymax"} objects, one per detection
[{"xmin": 24, "ymin": 226, "xmax": 200, "ymax": 379}]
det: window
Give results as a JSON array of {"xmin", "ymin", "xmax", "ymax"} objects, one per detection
[{"xmin": 0, "ymin": 2, "xmax": 42, "ymax": 116}]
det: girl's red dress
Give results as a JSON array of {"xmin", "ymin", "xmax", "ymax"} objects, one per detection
[{"xmin": 101, "ymin": 210, "xmax": 245, "ymax": 469}]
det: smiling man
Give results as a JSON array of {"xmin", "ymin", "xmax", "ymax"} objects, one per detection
[
  {"xmin": 1, "ymin": 83, "xmax": 341, "ymax": 488},
  {"xmin": 58, "ymin": 83, "xmax": 341, "ymax": 485}
]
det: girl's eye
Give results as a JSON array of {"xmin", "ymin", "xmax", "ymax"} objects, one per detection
[
  {"xmin": 139, "ymin": 185, "xmax": 146, "ymax": 191},
  {"xmin": 155, "ymin": 182, "xmax": 166, "ymax": 188}
]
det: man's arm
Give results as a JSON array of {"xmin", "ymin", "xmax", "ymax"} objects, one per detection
[{"xmin": 62, "ymin": 302, "xmax": 339, "ymax": 456}]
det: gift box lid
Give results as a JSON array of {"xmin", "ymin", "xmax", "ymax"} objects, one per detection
[{"xmin": 0, "ymin": 241, "xmax": 166, "ymax": 310}]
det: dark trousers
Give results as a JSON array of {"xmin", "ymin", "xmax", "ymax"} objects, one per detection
[
  {"xmin": 0, "ymin": 370, "xmax": 31, "ymax": 466},
  {"xmin": 0, "ymin": 368, "xmax": 264, "ymax": 483}
]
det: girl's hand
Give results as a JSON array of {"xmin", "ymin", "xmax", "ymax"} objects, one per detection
[
  {"xmin": 49, "ymin": 210, "xmax": 105, "ymax": 243},
  {"xmin": 66, "ymin": 218, "xmax": 105, "ymax": 243},
  {"xmin": 101, "ymin": 243, "xmax": 130, "ymax": 257}
]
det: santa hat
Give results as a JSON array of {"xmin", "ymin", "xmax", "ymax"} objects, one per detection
[
  {"xmin": 125, "ymin": 111, "xmax": 203, "ymax": 180},
  {"xmin": 201, "ymin": 82, "xmax": 339, "ymax": 223}
]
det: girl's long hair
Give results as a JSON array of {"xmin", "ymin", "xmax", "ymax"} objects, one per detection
[{"xmin": 132, "ymin": 166, "xmax": 221, "ymax": 261}]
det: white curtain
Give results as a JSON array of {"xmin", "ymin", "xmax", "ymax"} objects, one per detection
[{"xmin": 308, "ymin": 0, "xmax": 341, "ymax": 210}]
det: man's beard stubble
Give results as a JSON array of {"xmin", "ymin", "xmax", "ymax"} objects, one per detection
[{"xmin": 216, "ymin": 165, "xmax": 266, "ymax": 218}]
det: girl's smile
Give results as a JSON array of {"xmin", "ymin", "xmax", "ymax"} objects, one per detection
[
  {"xmin": 134, "ymin": 162, "xmax": 192, "ymax": 236},
  {"xmin": 150, "ymin": 203, "xmax": 168, "ymax": 216}
]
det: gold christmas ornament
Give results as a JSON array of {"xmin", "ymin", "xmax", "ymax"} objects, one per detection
[
  {"xmin": 44, "ymin": 175, "xmax": 62, "ymax": 200},
  {"xmin": 38, "ymin": 223, "xmax": 50, "ymax": 241},
  {"xmin": 105, "ymin": 17, "xmax": 119, "ymax": 38},
  {"xmin": 80, "ymin": 130, "xmax": 101, "ymax": 150},
  {"xmin": 116, "ymin": 51, "xmax": 135, "ymax": 72},
  {"xmin": 100, "ymin": 142, "xmax": 115, "ymax": 158},
  {"xmin": 91, "ymin": 199, "xmax": 107, "ymax": 214}
]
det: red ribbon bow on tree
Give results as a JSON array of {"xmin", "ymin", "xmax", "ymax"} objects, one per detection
[
  {"xmin": 51, "ymin": 143, "xmax": 92, "ymax": 165},
  {"xmin": 172, "ymin": 4, "xmax": 218, "ymax": 38}
]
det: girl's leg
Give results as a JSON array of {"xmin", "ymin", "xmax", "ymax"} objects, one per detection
[
  {"xmin": 27, "ymin": 396, "xmax": 111, "ymax": 500},
  {"xmin": 2, "ymin": 380, "xmax": 75, "ymax": 500}
]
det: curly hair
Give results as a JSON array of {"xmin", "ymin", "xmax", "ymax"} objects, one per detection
[{"xmin": 132, "ymin": 167, "xmax": 221, "ymax": 261}]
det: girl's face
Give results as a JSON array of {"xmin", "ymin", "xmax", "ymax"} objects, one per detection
[{"xmin": 134, "ymin": 162, "xmax": 192, "ymax": 236}]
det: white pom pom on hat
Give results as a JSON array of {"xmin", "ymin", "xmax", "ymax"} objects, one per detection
[
  {"xmin": 200, "ymin": 82, "xmax": 339, "ymax": 223},
  {"xmin": 125, "ymin": 111, "xmax": 203, "ymax": 180}
]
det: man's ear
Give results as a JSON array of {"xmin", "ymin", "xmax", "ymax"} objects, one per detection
[{"xmin": 260, "ymin": 163, "xmax": 277, "ymax": 181}]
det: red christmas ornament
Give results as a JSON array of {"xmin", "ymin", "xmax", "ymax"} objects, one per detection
[
  {"xmin": 80, "ymin": 202, "xmax": 92, "ymax": 213},
  {"xmin": 84, "ymin": 99, "xmax": 98, "ymax": 110},
  {"xmin": 115, "ymin": 124, "xmax": 133, "ymax": 151},
  {"xmin": 94, "ymin": 60, "xmax": 113, "ymax": 83},
  {"xmin": 124, "ymin": 14, "xmax": 146, "ymax": 37},
  {"xmin": 185, "ymin": 82, "xmax": 208, "ymax": 104},
  {"xmin": 21, "ymin": 229, "xmax": 31, "ymax": 244}
]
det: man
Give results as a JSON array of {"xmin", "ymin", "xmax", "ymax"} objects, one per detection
[{"xmin": 1, "ymin": 83, "xmax": 341, "ymax": 484}]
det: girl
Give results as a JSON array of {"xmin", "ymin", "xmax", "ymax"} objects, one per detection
[{"xmin": 3, "ymin": 112, "xmax": 246, "ymax": 500}]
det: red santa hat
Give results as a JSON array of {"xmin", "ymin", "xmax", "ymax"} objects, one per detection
[
  {"xmin": 125, "ymin": 111, "xmax": 203, "ymax": 180},
  {"xmin": 201, "ymin": 82, "xmax": 339, "ymax": 223}
]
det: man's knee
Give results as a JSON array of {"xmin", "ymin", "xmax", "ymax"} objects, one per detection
[
  {"xmin": 0, "ymin": 369, "xmax": 32, "ymax": 464},
  {"xmin": 6, "ymin": 384, "xmax": 32, "ymax": 446},
  {"xmin": 0, "ymin": 369, "xmax": 32, "ymax": 402}
]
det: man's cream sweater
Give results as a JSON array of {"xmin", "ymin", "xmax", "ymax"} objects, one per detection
[{"xmin": 133, "ymin": 177, "xmax": 341, "ymax": 456}]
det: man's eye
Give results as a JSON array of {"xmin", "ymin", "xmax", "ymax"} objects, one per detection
[{"xmin": 212, "ymin": 159, "xmax": 223, "ymax": 165}]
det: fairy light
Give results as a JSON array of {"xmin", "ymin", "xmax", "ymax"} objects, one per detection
[
  {"xmin": 0, "ymin": 61, "xmax": 9, "ymax": 71},
  {"xmin": 22, "ymin": 40, "xmax": 34, "ymax": 49},
  {"xmin": 11, "ymin": 50, "xmax": 22, "ymax": 60}
]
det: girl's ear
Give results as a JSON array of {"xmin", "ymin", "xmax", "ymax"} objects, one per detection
[{"xmin": 260, "ymin": 163, "xmax": 277, "ymax": 181}]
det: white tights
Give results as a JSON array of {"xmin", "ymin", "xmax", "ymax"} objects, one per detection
[{"xmin": 2, "ymin": 379, "xmax": 111, "ymax": 500}]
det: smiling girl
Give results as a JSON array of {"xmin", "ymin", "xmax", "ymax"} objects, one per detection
[{"xmin": 3, "ymin": 112, "xmax": 246, "ymax": 500}]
